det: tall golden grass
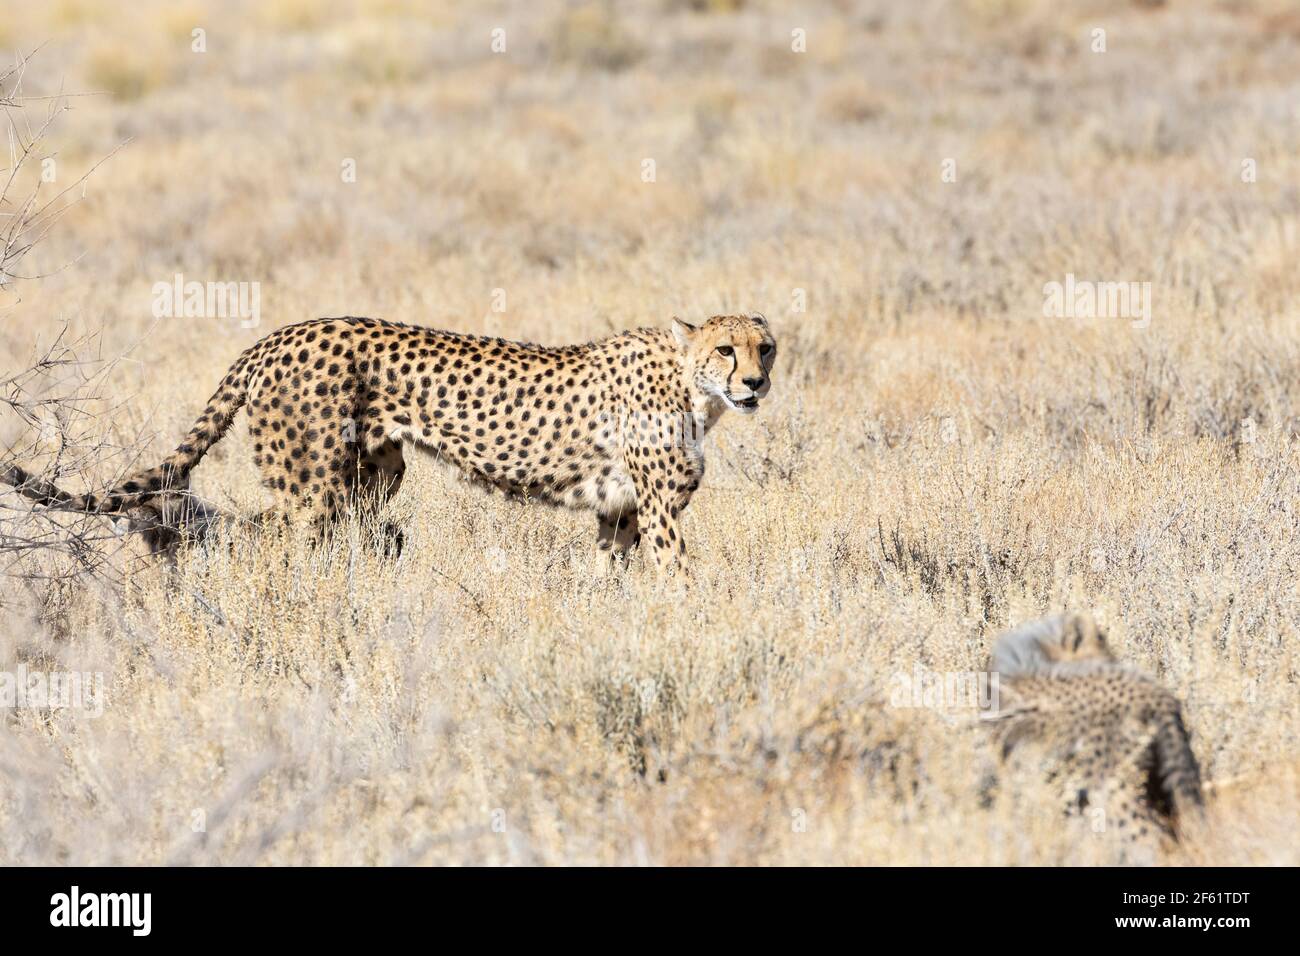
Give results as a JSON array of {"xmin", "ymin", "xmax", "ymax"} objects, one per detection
[{"xmin": 1, "ymin": 0, "xmax": 1297, "ymax": 864}]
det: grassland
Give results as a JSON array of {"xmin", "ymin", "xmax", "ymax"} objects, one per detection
[{"xmin": 0, "ymin": 0, "xmax": 1298, "ymax": 865}]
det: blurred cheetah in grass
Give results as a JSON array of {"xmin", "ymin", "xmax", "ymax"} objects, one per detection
[
  {"xmin": 984, "ymin": 613, "xmax": 1204, "ymax": 850},
  {"xmin": 5, "ymin": 314, "xmax": 776, "ymax": 576}
]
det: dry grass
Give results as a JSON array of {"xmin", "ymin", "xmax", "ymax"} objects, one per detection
[{"xmin": 1, "ymin": 0, "xmax": 1299, "ymax": 865}]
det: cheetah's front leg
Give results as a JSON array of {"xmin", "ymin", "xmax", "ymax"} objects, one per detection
[{"xmin": 629, "ymin": 469, "xmax": 690, "ymax": 580}]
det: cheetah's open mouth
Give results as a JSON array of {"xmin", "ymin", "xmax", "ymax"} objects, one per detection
[{"xmin": 723, "ymin": 392, "xmax": 761, "ymax": 413}]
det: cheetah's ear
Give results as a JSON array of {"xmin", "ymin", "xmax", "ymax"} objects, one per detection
[
  {"xmin": 1063, "ymin": 612, "xmax": 1111, "ymax": 661},
  {"xmin": 751, "ymin": 311, "xmax": 769, "ymax": 327},
  {"xmin": 671, "ymin": 317, "xmax": 697, "ymax": 349}
]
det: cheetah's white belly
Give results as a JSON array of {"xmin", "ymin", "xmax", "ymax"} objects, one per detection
[{"xmin": 573, "ymin": 464, "xmax": 636, "ymax": 515}]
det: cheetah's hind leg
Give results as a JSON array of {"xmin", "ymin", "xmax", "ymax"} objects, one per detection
[
  {"xmin": 350, "ymin": 439, "xmax": 408, "ymax": 559},
  {"xmin": 595, "ymin": 510, "xmax": 640, "ymax": 575}
]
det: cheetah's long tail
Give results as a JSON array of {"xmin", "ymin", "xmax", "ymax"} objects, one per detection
[
  {"xmin": 1, "ymin": 463, "xmax": 78, "ymax": 507},
  {"xmin": 5, "ymin": 348, "xmax": 258, "ymax": 516}
]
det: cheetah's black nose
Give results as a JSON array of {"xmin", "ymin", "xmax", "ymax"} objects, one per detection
[{"xmin": 742, "ymin": 376, "xmax": 766, "ymax": 392}]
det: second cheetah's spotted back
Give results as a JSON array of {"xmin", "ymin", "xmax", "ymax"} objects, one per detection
[{"xmin": 984, "ymin": 613, "xmax": 1204, "ymax": 847}]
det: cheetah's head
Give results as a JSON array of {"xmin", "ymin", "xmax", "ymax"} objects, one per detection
[
  {"xmin": 672, "ymin": 313, "xmax": 777, "ymax": 415},
  {"xmin": 989, "ymin": 612, "xmax": 1116, "ymax": 677}
]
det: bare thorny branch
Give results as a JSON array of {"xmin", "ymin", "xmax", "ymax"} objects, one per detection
[
  {"xmin": 0, "ymin": 328, "xmax": 141, "ymax": 584},
  {"xmin": 0, "ymin": 46, "xmax": 129, "ymax": 299},
  {"xmin": 0, "ymin": 48, "xmax": 152, "ymax": 588}
]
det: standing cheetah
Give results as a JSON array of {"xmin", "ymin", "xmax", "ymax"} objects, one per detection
[
  {"xmin": 983, "ymin": 613, "xmax": 1204, "ymax": 850},
  {"xmin": 9, "ymin": 314, "xmax": 776, "ymax": 575}
]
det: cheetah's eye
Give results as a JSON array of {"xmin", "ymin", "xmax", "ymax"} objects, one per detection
[
  {"xmin": 716, "ymin": 346, "xmax": 734, "ymax": 357},
  {"xmin": 759, "ymin": 344, "xmax": 773, "ymax": 357}
]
